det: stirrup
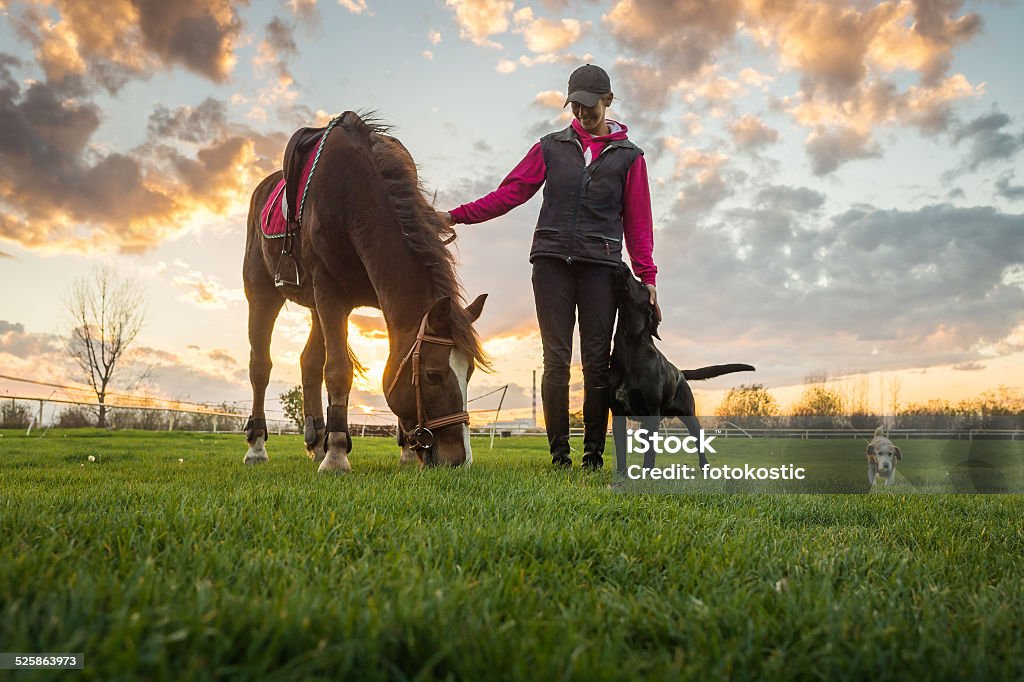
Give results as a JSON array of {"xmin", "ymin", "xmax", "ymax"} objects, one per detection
[{"xmin": 274, "ymin": 252, "xmax": 301, "ymax": 290}]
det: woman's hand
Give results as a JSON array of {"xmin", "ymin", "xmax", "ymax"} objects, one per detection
[
  {"xmin": 646, "ymin": 284, "xmax": 662, "ymax": 322},
  {"xmin": 437, "ymin": 210, "xmax": 453, "ymax": 225}
]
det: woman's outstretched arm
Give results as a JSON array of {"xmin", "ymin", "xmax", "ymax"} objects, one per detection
[{"xmin": 447, "ymin": 143, "xmax": 546, "ymax": 224}]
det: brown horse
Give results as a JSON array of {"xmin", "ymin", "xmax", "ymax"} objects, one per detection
[{"xmin": 241, "ymin": 112, "xmax": 488, "ymax": 472}]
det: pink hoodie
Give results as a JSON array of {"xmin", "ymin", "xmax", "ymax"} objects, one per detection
[{"xmin": 450, "ymin": 119, "xmax": 657, "ymax": 286}]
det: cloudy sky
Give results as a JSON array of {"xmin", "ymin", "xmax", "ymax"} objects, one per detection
[{"xmin": 1, "ymin": 0, "xmax": 1022, "ymax": 424}]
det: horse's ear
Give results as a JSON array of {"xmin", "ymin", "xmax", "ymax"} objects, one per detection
[
  {"xmin": 465, "ymin": 294, "xmax": 487, "ymax": 323},
  {"xmin": 425, "ymin": 296, "xmax": 453, "ymax": 336}
]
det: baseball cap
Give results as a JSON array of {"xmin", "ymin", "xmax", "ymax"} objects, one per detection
[{"xmin": 563, "ymin": 64, "xmax": 611, "ymax": 108}]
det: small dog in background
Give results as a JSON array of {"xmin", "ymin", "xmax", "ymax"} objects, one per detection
[{"xmin": 866, "ymin": 426, "xmax": 902, "ymax": 486}]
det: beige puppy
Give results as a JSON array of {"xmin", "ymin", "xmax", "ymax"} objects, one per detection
[{"xmin": 866, "ymin": 426, "xmax": 902, "ymax": 486}]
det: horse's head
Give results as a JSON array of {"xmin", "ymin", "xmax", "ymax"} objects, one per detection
[{"xmin": 387, "ymin": 294, "xmax": 487, "ymax": 467}]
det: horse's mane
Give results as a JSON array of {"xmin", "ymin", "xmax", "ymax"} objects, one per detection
[{"xmin": 339, "ymin": 111, "xmax": 490, "ymax": 370}]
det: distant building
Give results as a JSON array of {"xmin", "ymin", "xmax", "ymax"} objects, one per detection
[{"xmin": 483, "ymin": 418, "xmax": 538, "ymax": 435}]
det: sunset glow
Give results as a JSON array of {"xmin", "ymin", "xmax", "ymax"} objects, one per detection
[{"xmin": 1, "ymin": 0, "xmax": 1022, "ymax": 425}]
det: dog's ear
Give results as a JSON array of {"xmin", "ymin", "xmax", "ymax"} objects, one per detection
[
  {"xmin": 866, "ymin": 444, "xmax": 876, "ymax": 459},
  {"xmin": 648, "ymin": 304, "xmax": 661, "ymax": 340},
  {"xmin": 894, "ymin": 445, "xmax": 902, "ymax": 461}
]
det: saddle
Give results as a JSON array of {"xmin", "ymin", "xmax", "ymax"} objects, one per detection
[
  {"xmin": 282, "ymin": 111, "xmax": 362, "ymax": 222},
  {"xmin": 263, "ymin": 113, "xmax": 352, "ymax": 291},
  {"xmin": 282, "ymin": 125, "xmax": 327, "ymax": 226}
]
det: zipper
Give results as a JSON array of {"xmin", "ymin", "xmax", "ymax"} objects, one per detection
[
  {"xmin": 591, "ymin": 235, "xmax": 621, "ymax": 256},
  {"xmin": 583, "ymin": 142, "xmax": 618, "ymax": 195},
  {"xmin": 567, "ymin": 138, "xmax": 586, "ymax": 264},
  {"xmin": 568, "ymin": 139, "xmax": 622, "ymax": 263}
]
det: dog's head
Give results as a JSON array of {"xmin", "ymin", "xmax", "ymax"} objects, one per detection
[
  {"xmin": 867, "ymin": 437, "xmax": 902, "ymax": 475},
  {"xmin": 614, "ymin": 263, "xmax": 660, "ymax": 340}
]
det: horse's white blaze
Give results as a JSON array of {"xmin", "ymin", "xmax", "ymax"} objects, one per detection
[{"xmin": 450, "ymin": 349, "xmax": 472, "ymax": 466}]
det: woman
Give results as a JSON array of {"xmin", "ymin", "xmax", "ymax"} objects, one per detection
[{"xmin": 442, "ymin": 64, "xmax": 659, "ymax": 469}]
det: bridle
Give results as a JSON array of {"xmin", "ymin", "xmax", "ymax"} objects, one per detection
[{"xmin": 385, "ymin": 309, "xmax": 470, "ymax": 450}]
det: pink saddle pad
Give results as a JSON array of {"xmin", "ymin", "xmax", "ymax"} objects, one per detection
[{"xmin": 259, "ymin": 136, "xmax": 322, "ymax": 238}]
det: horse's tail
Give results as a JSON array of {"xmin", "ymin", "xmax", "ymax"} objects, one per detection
[
  {"xmin": 683, "ymin": 364, "xmax": 755, "ymax": 380},
  {"xmin": 349, "ymin": 346, "xmax": 367, "ymax": 380}
]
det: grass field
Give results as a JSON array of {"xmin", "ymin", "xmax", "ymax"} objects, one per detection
[{"xmin": 2, "ymin": 429, "xmax": 1023, "ymax": 680}]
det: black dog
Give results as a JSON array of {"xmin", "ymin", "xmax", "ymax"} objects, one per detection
[{"xmin": 610, "ymin": 263, "xmax": 754, "ymax": 474}]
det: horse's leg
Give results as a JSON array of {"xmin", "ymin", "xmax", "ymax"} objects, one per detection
[
  {"xmin": 314, "ymin": 294, "xmax": 354, "ymax": 474},
  {"xmin": 301, "ymin": 312, "xmax": 327, "ymax": 464},
  {"xmin": 244, "ymin": 293, "xmax": 285, "ymax": 465}
]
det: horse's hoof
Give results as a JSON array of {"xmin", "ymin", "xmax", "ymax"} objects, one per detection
[
  {"xmin": 306, "ymin": 429, "xmax": 327, "ymax": 464},
  {"xmin": 307, "ymin": 442, "xmax": 327, "ymax": 465},
  {"xmin": 244, "ymin": 436, "xmax": 269, "ymax": 465},
  {"xmin": 317, "ymin": 452, "xmax": 351, "ymax": 474}
]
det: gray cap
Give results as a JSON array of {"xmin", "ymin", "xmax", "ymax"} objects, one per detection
[{"xmin": 563, "ymin": 64, "xmax": 611, "ymax": 108}]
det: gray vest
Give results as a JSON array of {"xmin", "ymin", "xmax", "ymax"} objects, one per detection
[{"xmin": 530, "ymin": 126, "xmax": 643, "ymax": 267}]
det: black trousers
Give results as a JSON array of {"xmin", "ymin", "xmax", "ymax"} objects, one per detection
[{"xmin": 531, "ymin": 257, "xmax": 616, "ymax": 388}]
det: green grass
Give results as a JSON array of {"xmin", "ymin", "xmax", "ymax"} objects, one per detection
[{"xmin": 1, "ymin": 430, "xmax": 1023, "ymax": 680}]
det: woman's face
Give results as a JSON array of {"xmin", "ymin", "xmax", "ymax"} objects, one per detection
[{"xmin": 570, "ymin": 94, "xmax": 612, "ymax": 134}]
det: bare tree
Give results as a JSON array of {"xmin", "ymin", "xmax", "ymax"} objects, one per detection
[
  {"xmin": 889, "ymin": 374, "xmax": 902, "ymax": 419},
  {"xmin": 64, "ymin": 266, "xmax": 147, "ymax": 428}
]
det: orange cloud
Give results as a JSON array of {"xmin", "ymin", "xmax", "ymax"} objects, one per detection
[
  {"xmin": 349, "ymin": 313, "xmax": 388, "ymax": 339},
  {"xmin": 604, "ymin": 0, "xmax": 982, "ymax": 172},
  {"xmin": 730, "ymin": 114, "xmax": 780, "ymax": 150},
  {"xmin": 513, "ymin": 7, "xmax": 584, "ymax": 54},
  {"xmin": 604, "ymin": 0, "xmax": 743, "ymax": 78},
  {"xmin": 338, "ymin": 0, "xmax": 368, "ymax": 15},
  {"xmin": 533, "ymin": 90, "xmax": 565, "ymax": 110},
  {"xmin": 172, "ymin": 266, "xmax": 244, "ymax": 309},
  {"xmin": 10, "ymin": 0, "xmax": 245, "ymax": 91},
  {"xmin": 0, "ymin": 70, "xmax": 283, "ymax": 254},
  {"xmin": 445, "ymin": 0, "xmax": 514, "ymax": 48}
]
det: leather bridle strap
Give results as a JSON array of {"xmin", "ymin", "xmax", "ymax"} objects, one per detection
[{"xmin": 385, "ymin": 309, "xmax": 470, "ymax": 449}]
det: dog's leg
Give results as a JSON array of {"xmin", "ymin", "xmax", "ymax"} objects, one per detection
[
  {"xmin": 868, "ymin": 460, "xmax": 877, "ymax": 486},
  {"xmin": 680, "ymin": 415, "xmax": 707, "ymax": 470},
  {"xmin": 666, "ymin": 377, "xmax": 707, "ymax": 470},
  {"xmin": 612, "ymin": 415, "xmax": 629, "ymax": 477},
  {"xmin": 642, "ymin": 415, "xmax": 661, "ymax": 470}
]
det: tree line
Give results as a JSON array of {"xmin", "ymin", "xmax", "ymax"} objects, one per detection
[
  {"xmin": 0, "ymin": 399, "xmax": 247, "ymax": 432},
  {"xmin": 715, "ymin": 381, "xmax": 1024, "ymax": 430}
]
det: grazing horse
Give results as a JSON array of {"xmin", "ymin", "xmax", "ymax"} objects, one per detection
[{"xmin": 241, "ymin": 112, "xmax": 488, "ymax": 472}]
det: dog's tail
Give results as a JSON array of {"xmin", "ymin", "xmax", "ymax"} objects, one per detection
[
  {"xmin": 682, "ymin": 364, "xmax": 755, "ymax": 380},
  {"xmin": 874, "ymin": 425, "xmax": 884, "ymax": 437}
]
